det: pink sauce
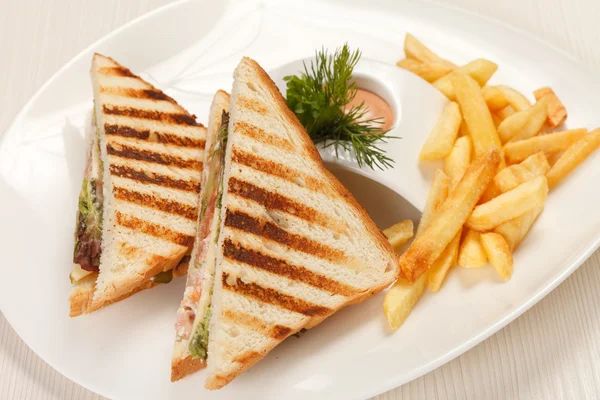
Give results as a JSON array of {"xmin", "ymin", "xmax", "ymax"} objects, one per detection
[{"xmin": 345, "ymin": 89, "xmax": 394, "ymax": 131}]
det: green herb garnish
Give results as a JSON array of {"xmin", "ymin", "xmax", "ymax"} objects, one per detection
[{"xmin": 284, "ymin": 44, "xmax": 395, "ymax": 170}]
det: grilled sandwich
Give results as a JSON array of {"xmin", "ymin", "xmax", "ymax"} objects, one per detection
[
  {"xmin": 171, "ymin": 90, "xmax": 230, "ymax": 380},
  {"xmin": 171, "ymin": 57, "xmax": 399, "ymax": 388},
  {"xmin": 69, "ymin": 54, "xmax": 207, "ymax": 316}
]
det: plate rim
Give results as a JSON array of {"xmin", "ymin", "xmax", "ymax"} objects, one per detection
[{"xmin": 1, "ymin": 0, "xmax": 599, "ymax": 398}]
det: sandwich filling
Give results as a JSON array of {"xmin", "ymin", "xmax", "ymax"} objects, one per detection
[
  {"xmin": 72, "ymin": 114, "xmax": 104, "ymax": 279},
  {"xmin": 175, "ymin": 111, "xmax": 229, "ymax": 360}
]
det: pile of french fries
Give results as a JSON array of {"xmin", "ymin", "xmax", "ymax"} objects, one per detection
[{"xmin": 382, "ymin": 33, "xmax": 600, "ymax": 330}]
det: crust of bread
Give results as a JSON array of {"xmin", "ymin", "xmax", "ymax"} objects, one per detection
[
  {"xmin": 204, "ymin": 282, "xmax": 389, "ymax": 390},
  {"xmin": 69, "ymin": 257, "xmax": 189, "ymax": 317},
  {"xmin": 90, "ymin": 252, "xmax": 181, "ymax": 310},
  {"xmin": 171, "ymin": 355, "xmax": 206, "ymax": 382},
  {"xmin": 204, "ymin": 58, "xmax": 399, "ymax": 390}
]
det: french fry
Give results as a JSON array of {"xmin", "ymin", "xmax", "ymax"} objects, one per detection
[
  {"xmin": 459, "ymin": 119, "xmax": 471, "ymax": 137},
  {"xmin": 420, "ymin": 102, "xmax": 462, "ymax": 160},
  {"xmin": 457, "ymin": 229, "xmax": 487, "ymax": 268},
  {"xmin": 384, "ymin": 220, "xmax": 415, "ymax": 251},
  {"xmin": 433, "ymin": 60, "xmax": 498, "ymax": 100},
  {"xmin": 480, "ymin": 232, "xmax": 514, "ymax": 281},
  {"xmin": 482, "ymin": 86, "xmax": 509, "ymax": 111},
  {"xmin": 492, "ymin": 113, "xmax": 503, "ymax": 129},
  {"xmin": 452, "ymin": 73, "xmax": 503, "ymax": 158},
  {"xmin": 546, "ymin": 129, "xmax": 600, "ymax": 189},
  {"xmin": 400, "ymin": 148, "xmax": 501, "ymax": 282},
  {"xmin": 478, "ymin": 181, "xmax": 501, "ymax": 204},
  {"xmin": 547, "ymin": 150, "xmax": 564, "ymax": 166},
  {"xmin": 444, "ymin": 135, "xmax": 472, "ymax": 190},
  {"xmin": 508, "ymin": 97, "xmax": 550, "ymax": 142},
  {"xmin": 497, "ymin": 110, "xmax": 529, "ymax": 144},
  {"xmin": 494, "ymin": 152, "xmax": 550, "ymax": 193},
  {"xmin": 495, "ymin": 105, "xmax": 516, "ymax": 121},
  {"xmin": 494, "ymin": 206, "xmax": 543, "ymax": 251},
  {"xmin": 533, "ymin": 87, "xmax": 567, "ymax": 127},
  {"xmin": 428, "ymin": 229, "xmax": 461, "ymax": 292},
  {"xmin": 383, "ymin": 274, "xmax": 428, "ymax": 330},
  {"xmin": 504, "ymin": 128, "xmax": 588, "ymax": 163},
  {"xmin": 496, "ymin": 85, "xmax": 532, "ymax": 112},
  {"xmin": 416, "ymin": 170, "xmax": 449, "ymax": 236},
  {"xmin": 404, "ymin": 33, "xmax": 457, "ymax": 69},
  {"xmin": 466, "ymin": 175, "xmax": 548, "ymax": 231},
  {"xmin": 396, "ymin": 58, "xmax": 453, "ymax": 83}
]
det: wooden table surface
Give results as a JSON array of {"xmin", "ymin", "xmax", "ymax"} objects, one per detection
[{"xmin": 1, "ymin": 0, "xmax": 599, "ymax": 398}]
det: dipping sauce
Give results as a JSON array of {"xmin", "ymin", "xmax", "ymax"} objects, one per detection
[{"xmin": 345, "ymin": 89, "xmax": 394, "ymax": 131}]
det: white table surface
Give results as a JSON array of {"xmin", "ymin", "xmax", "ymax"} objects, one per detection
[{"xmin": 1, "ymin": 0, "xmax": 599, "ymax": 399}]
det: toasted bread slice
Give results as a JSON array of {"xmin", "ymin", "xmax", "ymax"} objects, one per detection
[
  {"xmin": 69, "ymin": 54, "xmax": 206, "ymax": 313},
  {"xmin": 171, "ymin": 90, "xmax": 230, "ymax": 381},
  {"xmin": 69, "ymin": 254, "xmax": 190, "ymax": 317},
  {"xmin": 204, "ymin": 58, "xmax": 399, "ymax": 389}
]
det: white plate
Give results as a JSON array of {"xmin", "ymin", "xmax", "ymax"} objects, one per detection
[{"xmin": 1, "ymin": 0, "xmax": 600, "ymax": 399}]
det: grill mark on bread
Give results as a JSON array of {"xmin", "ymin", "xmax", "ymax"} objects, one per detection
[
  {"xmin": 113, "ymin": 187, "xmax": 198, "ymax": 220},
  {"xmin": 222, "ymin": 273, "xmax": 331, "ymax": 316},
  {"xmin": 231, "ymin": 148, "xmax": 326, "ymax": 193},
  {"xmin": 104, "ymin": 124, "xmax": 206, "ymax": 149},
  {"xmin": 233, "ymin": 350, "xmax": 262, "ymax": 365},
  {"xmin": 228, "ymin": 178, "xmax": 343, "ymax": 233},
  {"xmin": 115, "ymin": 212, "xmax": 194, "ymax": 247},
  {"xmin": 118, "ymin": 242, "xmax": 142, "ymax": 258},
  {"xmin": 98, "ymin": 66, "xmax": 136, "ymax": 77},
  {"xmin": 224, "ymin": 210, "xmax": 347, "ymax": 263},
  {"xmin": 221, "ymin": 308, "xmax": 292, "ymax": 340},
  {"xmin": 99, "ymin": 86, "xmax": 176, "ymax": 102},
  {"xmin": 223, "ymin": 239, "xmax": 358, "ymax": 297},
  {"xmin": 233, "ymin": 122, "xmax": 293, "ymax": 151},
  {"xmin": 103, "ymin": 105, "xmax": 199, "ymax": 126},
  {"xmin": 237, "ymin": 96, "xmax": 267, "ymax": 114},
  {"xmin": 107, "ymin": 143, "xmax": 203, "ymax": 170},
  {"xmin": 110, "ymin": 164, "xmax": 200, "ymax": 192}
]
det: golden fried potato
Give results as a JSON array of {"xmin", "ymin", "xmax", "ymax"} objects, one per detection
[
  {"xmin": 533, "ymin": 87, "xmax": 567, "ymax": 127},
  {"xmin": 482, "ymin": 85, "xmax": 510, "ymax": 111},
  {"xmin": 504, "ymin": 128, "xmax": 587, "ymax": 163},
  {"xmin": 494, "ymin": 207, "xmax": 543, "ymax": 251},
  {"xmin": 420, "ymin": 102, "xmax": 462, "ymax": 160},
  {"xmin": 508, "ymin": 97, "xmax": 549, "ymax": 142},
  {"xmin": 396, "ymin": 58, "xmax": 453, "ymax": 83},
  {"xmin": 496, "ymin": 85, "xmax": 532, "ymax": 112},
  {"xmin": 480, "ymin": 232, "xmax": 514, "ymax": 281},
  {"xmin": 547, "ymin": 129, "xmax": 600, "ymax": 189},
  {"xmin": 416, "ymin": 169, "xmax": 449, "ymax": 236},
  {"xmin": 384, "ymin": 220, "xmax": 415, "ymax": 251},
  {"xmin": 400, "ymin": 148, "xmax": 501, "ymax": 282},
  {"xmin": 452, "ymin": 73, "xmax": 502, "ymax": 158},
  {"xmin": 433, "ymin": 60, "xmax": 498, "ymax": 100},
  {"xmin": 445, "ymin": 135, "xmax": 473, "ymax": 190},
  {"xmin": 467, "ymin": 175, "xmax": 548, "ymax": 231},
  {"xmin": 494, "ymin": 152, "xmax": 550, "ymax": 193},
  {"xmin": 458, "ymin": 228, "xmax": 487, "ymax": 268},
  {"xmin": 428, "ymin": 229, "xmax": 461, "ymax": 292},
  {"xmin": 383, "ymin": 274, "xmax": 428, "ymax": 330},
  {"xmin": 404, "ymin": 33, "xmax": 456, "ymax": 69}
]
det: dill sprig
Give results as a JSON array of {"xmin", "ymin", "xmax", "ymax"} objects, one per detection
[{"xmin": 284, "ymin": 44, "xmax": 396, "ymax": 170}]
